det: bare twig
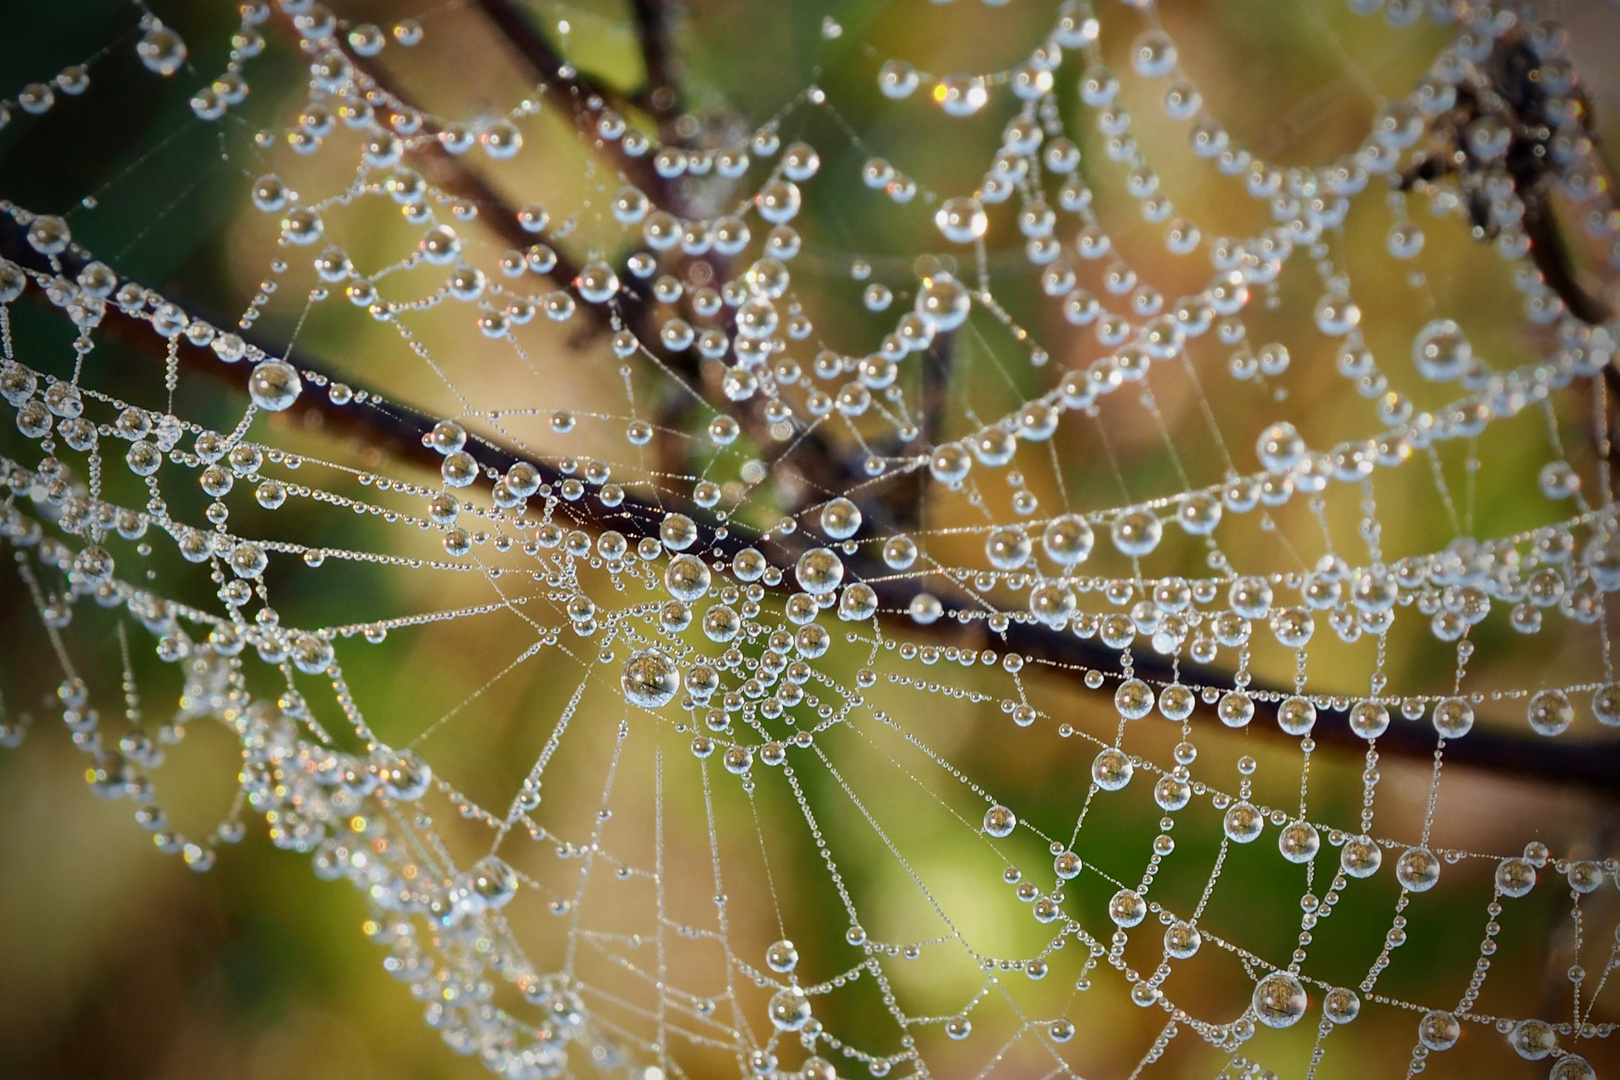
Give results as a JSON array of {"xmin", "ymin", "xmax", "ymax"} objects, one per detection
[
  {"xmin": 467, "ymin": 0, "xmax": 673, "ymax": 204},
  {"xmin": 13, "ymin": 12, "xmax": 1620, "ymax": 796},
  {"xmin": 342, "ymin": 3, "xmax": 875, "ymax": 523},
  {"xmin": 4, "ymin": 213, "xmax": 1614, "ymax": 796},
  {"xmin": 628, "ymin": 0, "xmax": 683, "ymax": 134}
]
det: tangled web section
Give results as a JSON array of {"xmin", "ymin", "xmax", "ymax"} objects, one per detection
[{"xmin": 1, "ymin": 0, "xmax": 1619, "ymax": 1078}]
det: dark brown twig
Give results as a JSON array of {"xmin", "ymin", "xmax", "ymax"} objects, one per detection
[
  {"xmin": 467, "ymin": 0, "xmax": 673, "ymax": 205},
  {"xmin": 8, "ymin": 212, "xmax": 1616, "ymax": 797},
  {"xmin": 13, "ymin": 6, "xmax": 1620, "ymax": 799},
  {"xmin": 628, "ymin": 0, "xmax": 683, "ymax": 135}
]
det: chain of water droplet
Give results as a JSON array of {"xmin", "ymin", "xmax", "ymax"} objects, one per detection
[{"xmin": 3, "ymin": 0, "xmax": 1620, "ymax": 1076}]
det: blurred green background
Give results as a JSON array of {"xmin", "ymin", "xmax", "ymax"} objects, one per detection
[{"xmin": 3, "ymin": 1, "xmax": 1620, "ymax": 1078}]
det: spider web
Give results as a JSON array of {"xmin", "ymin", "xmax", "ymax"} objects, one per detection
[{"xmin": 1, "ymin": 0, "xmax": 1619, "ymax": 1078}]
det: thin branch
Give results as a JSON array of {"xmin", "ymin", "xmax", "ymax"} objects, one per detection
[
  {"xmin": 352, "ymin": 65, "xmax": 581, "ymax": 263},
  {"xmin": 628, "ymin": 0, "xmax": 683, "ymax": 134},
  {"xmin": 333, "ymin": 33, "xmax": 664, "ymax": 354},
  {"xmin": 340, "ymin": 5, "xmax": 873, "ymax": 522},
  {"xmin": 466, "ymin": 0, "xmax": 673, "ymax": 204},
  {"xmin": 4, "ymin": 213, "xmax": 1614, "ymax": 796}
]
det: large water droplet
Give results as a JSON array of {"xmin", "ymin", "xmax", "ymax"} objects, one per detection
[
  {"xmin": 248, "ymin": 359, "xmax": 302, "ymax": 411},
  {"xmin": 622, "ymin": 648, "xmax": 680, "ymax": 708},
  {"xmin": 138, "ymin": 25, "xmax": 188, "ymax": 76}
]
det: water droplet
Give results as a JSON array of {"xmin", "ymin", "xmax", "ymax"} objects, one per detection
[
  {"xmin": 1416, "ymin": 1009, "xmax": 1460, "ymax": 1051},
  {"xmin": 1164, "ymin": 920, "xmax": 1201, "ymax": 958},
  {"xmin": 768, "ymin": 986, "xmax": 812, "ymax": 1031},
  {"xmin": 1526, "ymin": 688, "xmax": 1573, "ymax": 736},
  {"xmin": 1130, "ymin": 30, "xmax": 1177, "ymax": 79},
  {"xmin": 248, "ymin": 359, "xmax": 302, "ymax": 411},
  {"xmin": 878, "ymin": 60, "xmax": 918, "ymax": 99},
  {"xmin": 138, "ymin": 25, "xmax": 188, "ymax": 76},
  {"xmin": 664, "ymin": 554, "xmax": 711, "ymax": 602},
  {"xmin": 982, "ymin": 804, "xmax": 1016, "ymax": 837},
  {"xmin": 1412, "ymin": 319, "xmax": 1471, "ymax": 382},
  {"xmin": 821, "ymin": 497, "xmax": 862, "ymax": 540},
  {"xmin": 1091, "ymin": 747, "xmax": 1133, "ymax": 790},
  {"xmin": 1111, "ymin": 508, "xmax": 1161, "ymax": 556},
  {"xmin": 766, "ymin": 939, "xmax": 799, "ymax": 972},
  {"xmin": 1223, "ymin": 801, "xmax": 1263, "ymax": 843},
  {"xmin": 1278, "ymin": 820, "xmax": 1320, "ymax": 863},
  {"xmin": 1322, "ymin": 987, "xmax": 1360, "ymax": 1024},
  {"xmin": 935, "ymin": 197, "xmax": 987, "ymax": 244},
  {"xmin": 1252, "ymin": 971, "xmax": 1306, "ymax": 1028},
  {"xmin": 1108, "ymin": 888, "xmax": 1146, "ymax": 927},
  {"xmin": 1395, "ymin": 846, "xmax": 1441, "ymax": 892},
  {"xmin": 916, "ymin": 275, "xmax": 972, "ymax": 337},
  {"xmin": 795, "ymin": 548, "xmax": 845, "ymax": 596},
  {"xmin": 622, "ymin": 648, "xmax": 680, "ymax": 708}
]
